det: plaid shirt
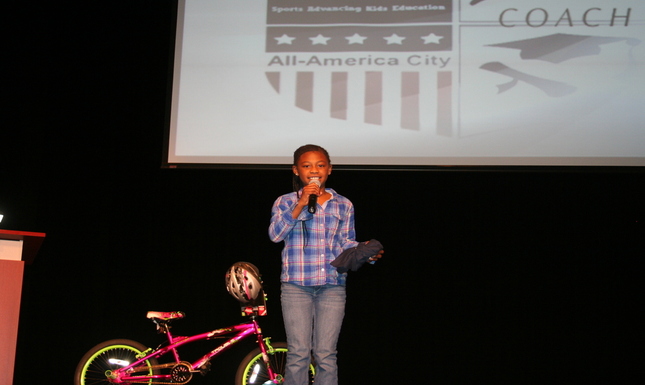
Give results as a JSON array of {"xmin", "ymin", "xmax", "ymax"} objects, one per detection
[{"xmin": 269, "ymin": 188, "xmax": 359, "ymax": 286}]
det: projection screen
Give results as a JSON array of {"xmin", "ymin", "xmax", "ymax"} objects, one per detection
[{"xmin": 164, "ymin": 0, "xmax": 645, "ymax": 168}]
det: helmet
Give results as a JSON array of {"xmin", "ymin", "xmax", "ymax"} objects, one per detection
[{"xmin": 225, "ymin": 262, "xmax": 263, "ymax": 304}]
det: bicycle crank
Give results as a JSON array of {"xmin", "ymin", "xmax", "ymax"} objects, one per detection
[{"xmin": 121, "ymin": 361, "xmax": 195, "ymax": 385}]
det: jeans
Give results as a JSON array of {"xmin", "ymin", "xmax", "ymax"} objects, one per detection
[{"xmin": 281, "ymin": 282, "xmax": 346, "ymax": 385}]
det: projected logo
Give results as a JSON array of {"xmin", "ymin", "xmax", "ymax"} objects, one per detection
[
  {"xmin": 264, "ymin": 0, "xmax": 454, "ymax": 134},
  {"xmin": 480, "ymin": 33, "xmax": 641, "ymax": 97},
  {"xmin": 458, "ymin": 0, "xmax": 643, "ymax": 138}
]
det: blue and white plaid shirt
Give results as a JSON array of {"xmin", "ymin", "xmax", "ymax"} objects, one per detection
[{"xmin": 269, "ymin": 188, "xmax": 359, "ymax": 286}]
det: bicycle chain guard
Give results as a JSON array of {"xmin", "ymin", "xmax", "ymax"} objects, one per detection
[
  {"xmin": 126, "ymin": 362, "xmax": 196, "ymax": 385},
  {"xmin": 170, "ymin": 362, "xmax": 193, "ymax": 383}
]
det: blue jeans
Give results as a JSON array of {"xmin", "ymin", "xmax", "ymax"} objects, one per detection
[{"xmin": 281, "ymin": 282, "xmax": 346, "ymax": 385}]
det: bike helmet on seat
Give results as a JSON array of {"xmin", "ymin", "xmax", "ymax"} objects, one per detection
[{"xmin": 225, "ymin": 262, "xmax": 263, "ymax": 304}]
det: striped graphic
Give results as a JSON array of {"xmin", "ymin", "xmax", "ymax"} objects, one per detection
[{"xmin": 265, "ymin": 70, "xmax": 453, "ymax": 135}]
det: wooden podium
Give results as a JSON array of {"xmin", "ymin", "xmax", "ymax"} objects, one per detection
[{"xmin": 0, "ymin": 229, "xmax": 45, "ymax": 385}]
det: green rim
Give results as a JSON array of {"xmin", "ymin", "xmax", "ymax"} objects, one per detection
[{"xmin": 79, "ymin": 344, "xmax": 154, "ymax": 385}]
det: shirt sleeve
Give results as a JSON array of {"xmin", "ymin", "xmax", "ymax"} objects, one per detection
[
  {"xmin": 337, "ymin": 199, "xmax": 359, "ymax": 252},
  {"xmin": 268, "ymin": 194, "xmax": 311, "ymax": 243}
]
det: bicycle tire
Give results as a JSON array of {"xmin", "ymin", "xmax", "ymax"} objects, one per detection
[
  {"xmin": 235, "ymin": 341, "xmax": 315, "ymax": 385},
  {"xmin": 74, "ymin": 338, "xmax": 158, "ymax": 385}
]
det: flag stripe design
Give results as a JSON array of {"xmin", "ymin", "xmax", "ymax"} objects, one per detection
[
  {"xmin": 331, "ymin": 72, "xmax": 348, "ymax": 119},
  {"xmin": 365, "ymin": 71, "xmax": 383, "ymax": 125},
  {"xmin": 266, "ymin": 70, "xmax": 453, "ymax": 133},
  {"xmin": 437, "ymin": 71, "xmax": 453, "ymax": 136},
  {"xmin": 295, "ymin": 72, "xmax": 314, "ymax": 111},
  {"xmin": 401, "ymin": 72, "xmax": 420, "ymax": 130}
]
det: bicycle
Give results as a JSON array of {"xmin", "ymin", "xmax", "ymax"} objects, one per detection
[{"xmin": 74, "ymin": 262, "xmax": 314, "ymax": 385}]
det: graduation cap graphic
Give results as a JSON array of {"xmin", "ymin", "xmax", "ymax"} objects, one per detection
[
  {"xmin": 486, "ymin": 33, "xmax": 640, "ymax": 64},
  {"xmin": 481, "ymin": 33, "xmax": 641, "ymax": 96}
]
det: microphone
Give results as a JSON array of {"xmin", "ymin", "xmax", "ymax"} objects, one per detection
[{"xmin": 307, "ymin": 179, "xmax": 321, "ymax": 214}]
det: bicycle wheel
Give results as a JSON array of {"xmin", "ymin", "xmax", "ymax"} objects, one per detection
[
  {"xmin": 74, "ymin": 339, "xmax": 158, "ymax": 385},
  {"xmin": 235, "ymin": 341, "xmax": 315, "ymax": 385}
]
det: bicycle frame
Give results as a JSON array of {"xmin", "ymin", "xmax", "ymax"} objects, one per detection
[{"xmin": 108, "ymin": 316, "xmax": 279, "ymax": 384}]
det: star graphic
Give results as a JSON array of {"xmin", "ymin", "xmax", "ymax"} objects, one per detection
[
  {"xmin": 384, "ymin": 33, "xmax": 406, "ymax": 45},
  {"xmin": 274, "ymin": 34, "xmax": 296, "ymax": 45},
  {"xmin": 310, "ymin": 34, "xmax": 331, "ymax": 45},
  {"xmin": 421, "ymin": 33, "xmax": 444, "ymax": 44},
  {"xmin": 345, "ymin": 33, "xmax": 367, "ymax": 45}
]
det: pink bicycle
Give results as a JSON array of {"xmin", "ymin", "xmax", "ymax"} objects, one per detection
[{"xmin": 73, "ymin": 262, "xmax": 314, "ymax": 385}]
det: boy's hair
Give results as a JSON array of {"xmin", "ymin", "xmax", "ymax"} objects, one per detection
[{"xmin": 292, "ymin": 144, "xmax": 331, "ymax": 192}]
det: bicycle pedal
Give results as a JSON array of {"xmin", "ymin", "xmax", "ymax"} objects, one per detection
[{"xmin": 198, "ymin": 361, "xmax": 211, "ymax": 376}]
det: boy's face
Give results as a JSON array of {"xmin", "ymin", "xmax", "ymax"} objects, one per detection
[{"xmin": 292, "ymin": 151, "xmax": 332, "ymax": 187}]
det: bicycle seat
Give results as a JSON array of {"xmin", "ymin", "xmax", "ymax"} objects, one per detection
[{"xmin": 146, "ymin": 311, "xmax": 185, "ymax": 321}]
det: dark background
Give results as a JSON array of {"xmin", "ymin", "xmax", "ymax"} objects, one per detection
[{"xmin": 3, "ymin": 1, "xmax": 643, "ymax": 384}]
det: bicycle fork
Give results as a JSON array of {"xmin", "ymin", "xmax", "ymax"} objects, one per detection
[{"xmin": 248, "ymin": 319, "xmax": 285, "ymax": 384}]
